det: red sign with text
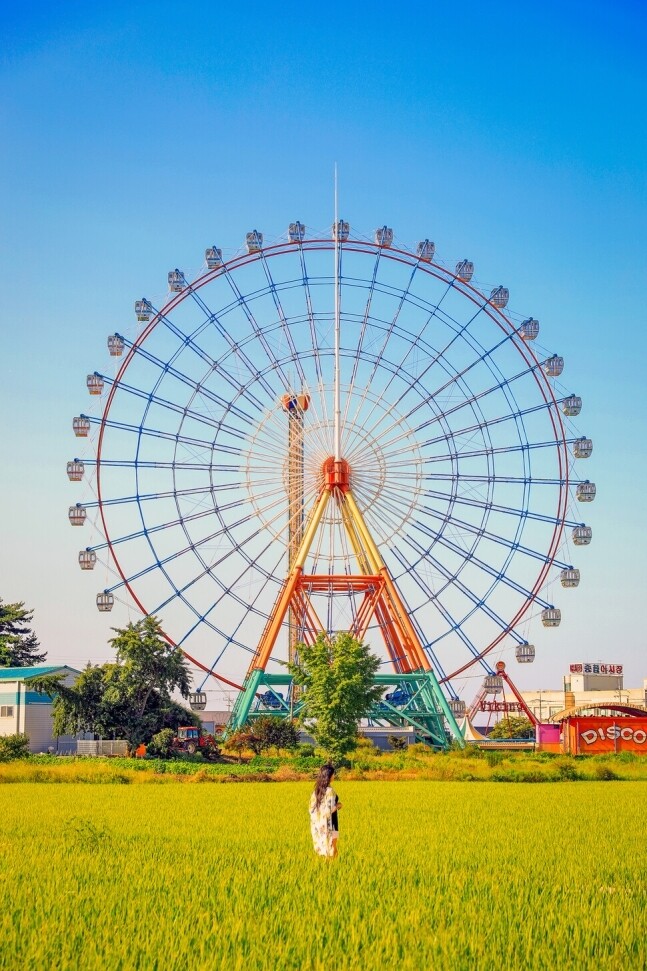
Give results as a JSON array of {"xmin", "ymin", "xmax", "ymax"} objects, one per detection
[
  {"xmin": 569, "ymin": 663, "xmax": 623, "ymax": 675},
  {"xmin": 567, "ymin": 717, "xmax": 647, "ymax": 754}
]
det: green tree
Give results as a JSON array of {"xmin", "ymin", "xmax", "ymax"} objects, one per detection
[
  {"xmin": 33, "ymin": 616, "xmax": 193, "ymax": 752},
  {"xmin": 250, "ymin": 716, "xmax": 299, "ymax": 754},
  {"xmin": 0, "ymin": 599, "xmax": 46, "ymax": 667},
  {"xmin": 288, "ymin": 632, "xmax": 383, "ymax": 763},
  {"xmin": 488, "ymin": 716, "xmax": 535, "ymax": 740}
]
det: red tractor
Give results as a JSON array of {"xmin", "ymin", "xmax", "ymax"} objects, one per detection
[{"xmin": 172, "ymin": 726, "xmax": 220, "ymax": 760}]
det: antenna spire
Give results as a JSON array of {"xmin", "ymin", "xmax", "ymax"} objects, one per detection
[{"xmin": 334, "ymin": 163, "xmax": 341, "ymax": 461}]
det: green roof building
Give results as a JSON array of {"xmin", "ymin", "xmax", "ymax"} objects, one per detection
[{"xmin": 0, "ymin": 665, "xmax": 81, "ymax": 753}]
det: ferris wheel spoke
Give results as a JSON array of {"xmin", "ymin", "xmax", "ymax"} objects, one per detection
[
  {"xmin": 406, "ymin": 500, "xmax": 571, "ymax": 570},
  {"xmin": 258, "ymin": 250, "xmax": 308, "ymax": 388},
  {"xmin": 394, "ymin": 524, "xmax": 536, "ymax": 642},
  {"xmin": 118, "ymin": 331, "xmax": 269, "ymax": 417},
  {"xmin": 350, "ymin": 321, "xmax": 537, "ymax": 456},
  {"xmin": 297, "ymin": 247, "xmax": 327, "ymax": 392},
  {"xmin": 99, "ymin": 373, "xmax": 254, "ymax": 438},
  {"xmin": 177, "ymin": 278, "xmax": 284, "ymax": 401},
  {"xmin": 219, "ymin": 265, "xmax": 295, "ymax": 396},
  {"xmin": 94, "ymin": 474, "xmax": 293, "ymax": 555},
  {"xmin": 395, "ymin": 398, "xmax": 561, "ymax": 456},
  {"xmin": 419, "ymin": 487, "xmax": 582, "ymax": 529},
  {"xmin": 181, "ymin": 543, "xmax": 287, "ymax": 668},
  {"xmin": 389, "ymin": 544, "xmax": 487, "ymax": 669},
  {"xmin": 120, "ymin": 336, "xmax": 261, "ymax": 421},
  {"xmin": 342, "ymin": 248, "xmax": 383, "ymax": 425},
  {"xmin": 384, "ymin": 471, "xmax": 567, "ymax": 487},
  {"xmin": 82, "ymin": 484, "xmax": 217, "ymax": 509},
  {"xmin": 345, "ymin": 267, "xmax": 458, "ymax": 436}
]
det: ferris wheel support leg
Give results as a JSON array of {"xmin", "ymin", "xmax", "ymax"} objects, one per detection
[{"xmin": 229, "ymin": 669, "xmax": 264, "ymax": 732}]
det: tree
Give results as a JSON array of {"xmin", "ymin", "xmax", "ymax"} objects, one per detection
[
  {"xmin": 32, "ymin": 616, "xmax": 194, "ymax": 751},
  {"xmin": 249, "ymin": 716, "xmax": 300, "ymax": 754},
  {"xmin": 288, "ymin": 632, "xmax": 383, "ymax": 763},
  {"xmin": 0, "ymin": 599, "xmax": 46, "ymax": 667},
  {"xmin": 488, "ymin": 715, "xmax": 535, "ymax": 740},
  {"xmin": 146, "ymin": 728, "xmax": 176, "ymax": 759}
]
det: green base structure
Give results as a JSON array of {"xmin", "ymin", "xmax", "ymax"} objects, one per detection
[{"xmin": 228, "ymin": 668, "xmax": 463, "ymax": 750}]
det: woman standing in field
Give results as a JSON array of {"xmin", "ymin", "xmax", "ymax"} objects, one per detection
[{"xmin": 309, "ymin": 764, "xmax": 342, "ymax": 858}]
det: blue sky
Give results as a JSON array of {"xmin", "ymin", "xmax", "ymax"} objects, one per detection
[{"xmin": 1, "ymin": 1, "xmax": 646, "ymax": 701}]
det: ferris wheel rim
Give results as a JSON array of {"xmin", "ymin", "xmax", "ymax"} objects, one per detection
[{"xmin": 90, "ymin": 233, "xmax": 574, "ymax": 685}]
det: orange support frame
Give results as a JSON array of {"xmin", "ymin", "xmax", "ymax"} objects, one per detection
[{"xmin": 246, "ymin": 477, "xmax": 432, "ymax": 678}]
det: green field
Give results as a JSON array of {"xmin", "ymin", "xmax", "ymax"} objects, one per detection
[{"xmin": 2, "ymin": 782, "xmax": 646, "ymax": 970}]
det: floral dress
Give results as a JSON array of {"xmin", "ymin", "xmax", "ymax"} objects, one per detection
[{"xmin": 309, "ymin": 786, "xmax": 338, "ymax": 857}]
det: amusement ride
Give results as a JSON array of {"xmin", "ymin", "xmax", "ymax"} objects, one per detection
[{"xmin": 67, "ymin": 214, "xmax": 595, "ymax": 746}]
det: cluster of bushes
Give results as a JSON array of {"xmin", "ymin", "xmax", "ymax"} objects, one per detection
[{"xmin": 0, "ymin": 734, "xmax": 30, "ymax": 762}]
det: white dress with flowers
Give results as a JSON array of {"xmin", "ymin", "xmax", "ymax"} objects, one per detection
[{"xmin": 309, "ymin": 786, "xmax": 338, "ymax": 857}]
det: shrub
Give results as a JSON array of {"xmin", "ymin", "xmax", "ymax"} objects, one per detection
[
  {"xmin": 553, "ymin": 758, "xmax": 580, "ymax": 781},
  {"xmin": 0, "ymin": 733, "xmax": 30, "ymax": 761},
  {"xmin": 296, "ymin": 743, "xmax": 315, "ymax": 758},
  {"xmin": 146, "ymin": 728, "xmax": 176, "ymax": 759},
  {"xmin": 594, "ymin": 764, "xmax": 620, "ymax": 781},
  {"xmin": 388, "ymin": 735, "xmax": 407, "ymax": 751}
]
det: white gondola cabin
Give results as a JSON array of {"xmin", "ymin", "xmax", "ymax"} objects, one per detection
[
  {"xmin": 189, "ymin": 691, "xmax": 207, "ymax": 711},
  {"xmin": 107, "ymin": 334, "xmax": 124, "ymax": 357},
  {"xmin": 135, "ymin": 299, "xmax": 152, "ymax": 321},
  {"xmin": 519, "ymin": 318, "xmax": 539, "ymax": 340},
  {"xmin": 168, "ymin": 269, "xmax": 186, "ymax": 292},
  {"xmin": 483, "ymin": 674, "xmax": 503, "ymax": 694},
  {"xmin": 333, "ymin": 220, "xmax": 350, "ymax": 242},
  {"xmin": 543, "ymin": 355, "xmax": 564, "ymax": 377},
  {"xmin": 205, "ymin": 247, "xmax": 223, "ymax": 269},
  {"xmin": 448, "ymin": 699, "xmax": 467, "ymax": 717},
  {"xmin": 245, "ymin": 231, "xmax": 263, "ymax": 253},
  {"xmin": 541, "ymin": 607, "xmax": 561, "ymax": 628},
  {"xmin": 560, "ymin": 568, "xmax": 580, "ymax": 588},
  {"xmin": 66, "ymin": 460, "xmax": 84, "ymax": 482},
  {"xmin": 562, "ymin": 395, "xmax": 582, "ymax": 417},
  {"xmin": 455, "ymin": 259, "xmax": 474, "ymax": 282},
  {"xmin": 515, "ymin": 643, "xmax": 535, "ymax": 664},
  {"xmin": 73, "ymin": 416, "xmax": 90, "ymax": 437},
  {"xmin": 288, "ymin": 222, "xmax": 306, "ymax": 243},
  {"xmin": 572, "ymin": 526, "xmax": 592, "ymax": 546},
  {"xmin": 96, "ymin": 591, "xmax": 114, "ymax": 612},
  {"xmin": 573, "ymin": 437, "xmax": 593, "ymax": 459},
  {"xmin": 576, "ymin": 481, "xmax": 596, "ymax": 502},
  {"xmin": 78, "ymin": 549, "xmax": 97, "ymax": 570},
  {"xmin": 87, "ymin": 373, "xmax": 104, "ymax": 395},
  {"xmin": 490, "ymin": 286, "xmax": 509, "ymax": 309},
  {"xmin": 375, "ymin": 226, "xmax": 394, "ymax": 248},
  {"xmin": 68, "ymin": 504, "xmax": 86, "ymax": 526},
  {"xmin": 417, "ymin": 240, "xmax": 435, "ymax": 262}
]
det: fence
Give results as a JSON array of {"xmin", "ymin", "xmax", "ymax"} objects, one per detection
[{"xmin": 76, "ymin": 740, "xmax": 129, "ymax": 756}]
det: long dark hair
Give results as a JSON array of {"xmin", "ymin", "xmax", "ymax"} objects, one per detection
[{"xmin": 313, "ymin": 763, "xmax": 335, "ymax": 809}]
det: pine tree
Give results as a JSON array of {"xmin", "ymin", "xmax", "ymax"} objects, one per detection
[{"xmin": 0, "ymin": 599, "xmax": 46, "ymax": 667}]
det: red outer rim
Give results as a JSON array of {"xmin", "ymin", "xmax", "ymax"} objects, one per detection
[{"xmin": 95, "ymin": 238, "xmax": 570, "ymax": 686}]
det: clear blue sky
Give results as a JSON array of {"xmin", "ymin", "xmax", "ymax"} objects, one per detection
[{"xmin": 1, "ymin": 1, "xmax": 646, "ymax": 701}]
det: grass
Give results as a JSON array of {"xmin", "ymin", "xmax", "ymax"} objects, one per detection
[
  {"xmin": 0, "ymin": 782, "xmax": 646, "ymax": 970},
  {"xmin": 2, "ymin": 746, "xmax": 647, "ymax": 783}
]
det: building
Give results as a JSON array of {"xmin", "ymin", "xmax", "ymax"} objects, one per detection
[
  {"xmin": 519, "ymin": 662, "xmax": 647, "ymax": 723},
  {"xmin": 0, "ymin": 666, "xmax": 81, "ymax": 753}
]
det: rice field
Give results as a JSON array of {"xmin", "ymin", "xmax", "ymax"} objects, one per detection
[{"xmin": 1, "ymin": 782, "xmax": 646, "ymax": 970}]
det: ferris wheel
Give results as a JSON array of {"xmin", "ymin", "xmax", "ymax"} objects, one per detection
[{"xmin": 68, "ymin": 220, "xmax": 594, "ymax": 720}]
